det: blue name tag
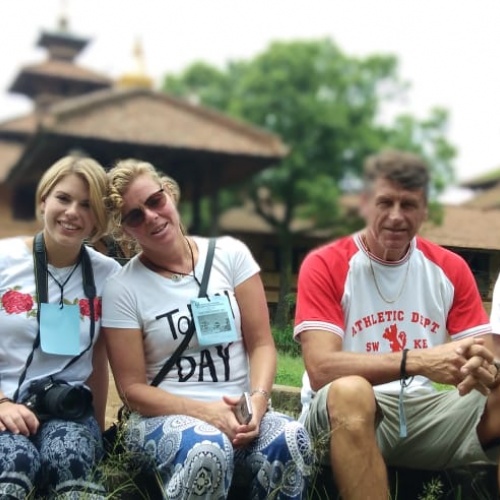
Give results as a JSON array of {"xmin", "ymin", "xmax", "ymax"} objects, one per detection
[
  {"xmin": 40, "ymin": 303, "xmax": 80, "ymax": 355},
  {"xmin": 191, "ymin": 295, "xmax": 238, "ymax": 346}
]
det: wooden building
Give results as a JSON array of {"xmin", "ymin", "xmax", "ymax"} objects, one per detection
[
  {"xmin": 0, "ymin": 16, "xmax": 287, "ymax": 238},
  {"xmin": 2, "ymin": 15, "xmax": 499, "ymax": 317}
]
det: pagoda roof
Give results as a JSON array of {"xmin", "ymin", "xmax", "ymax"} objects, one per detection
[
  {"xmin": 462, "ymin": 183, "xmax": 500, "ymax": 210},
  {"xmin": 0, "ymin": 140, "xmax": 25, "ymax": 182},
  {"xmin": 9, "ymin": 60, "xmax": 112, "ymax": 96},
  {"xmin": 38, "ymin": 29, "xmax": 89, "ymax": 54},
  {"xmin": 1, "ymin": 87, "xmax": 288, "ymax": 196},
  {"xmin": 419, "ymin": 205, "xmax": 500, "ymax": 251},
  {"xmin": 0, "ymin": 113, "xmax": 38, "ymax": 136},
  {"xmin": 37, "ymin": 87, "xmax": 287, "ymax": 156}
]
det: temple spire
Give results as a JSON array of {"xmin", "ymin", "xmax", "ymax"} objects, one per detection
[
  {"xmin": 117, "ymin": 37, "xmax": 154, "ymax": 89},
  {"xmin": 58, "ymin": 0, "xmax": 69, "ymax": 32}
]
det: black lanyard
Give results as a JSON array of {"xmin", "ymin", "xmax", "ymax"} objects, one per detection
[
  {"xmin": 150, "ymin": 237, "xmax": 216, "ymax": 387},
  {"xmin": 13, "ymin": 233, "xmax": 96, "ymax": 402},
  {"xmin": 45, "ymin": 262, "xmax": 80, "ymax": 308}
]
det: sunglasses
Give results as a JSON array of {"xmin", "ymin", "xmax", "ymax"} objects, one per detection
[{"xmin": 121, "ymin": 188, "xmax": 167, "ymax": 228}]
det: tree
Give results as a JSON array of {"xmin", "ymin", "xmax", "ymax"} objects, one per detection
[{"xmin": 163, "ymin": 39, "xmax": 456, "ymax": 328}]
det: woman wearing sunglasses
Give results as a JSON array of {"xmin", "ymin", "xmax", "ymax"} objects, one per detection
[
  {"xmin": 0, "ymin": 156, "xmax": 121, "ymax": 498},
  {"xmin": 102, "ymin": 159, "xmax": 312, "ymax": 499}
]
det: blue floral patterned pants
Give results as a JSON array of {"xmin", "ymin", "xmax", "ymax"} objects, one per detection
[
  {"xmin": 125, "ymin": 411, "xmax": 312, "ymax": 499},
  {"xmin": 0, "ymin": 416, "xmax": 105, "ymax": 499}
]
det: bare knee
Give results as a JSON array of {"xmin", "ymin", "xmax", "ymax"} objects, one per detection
[
  {"xmin": 478, "ymin": 386, "xmax": 500, "ymax": 445},
  {"xmin": 326, "ymin": 376, "xmax": 377, "ymax": 431}
]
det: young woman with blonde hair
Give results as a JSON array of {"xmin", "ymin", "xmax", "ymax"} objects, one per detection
[{"xmin": 0, "ymin": 156, "xmax": 121, "ymax": 498}]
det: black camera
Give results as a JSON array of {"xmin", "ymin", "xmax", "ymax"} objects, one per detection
[{"xmin": 23, "ymin": 377, "xmax": 93, "ymax": 422}]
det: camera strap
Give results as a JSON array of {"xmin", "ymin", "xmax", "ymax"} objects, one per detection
[
  {"xmin": 13, "ymin": 232, "xmax": 96, "ymax": 402},
  {"xmin": 150, "ymin": 237, "xmax": 216, "ymax": 387}
]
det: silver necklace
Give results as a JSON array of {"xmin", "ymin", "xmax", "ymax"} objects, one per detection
[
  {"xmin": 142, "ymin": 238, "xmax": 200, "ymax": 286},
  {"xmin": 368, "ymin": 257, "xmax": 410, "ymax": 304},
  {"xmin": 362, "ymin": 235, "xmax": 411, "ymax": 304}
]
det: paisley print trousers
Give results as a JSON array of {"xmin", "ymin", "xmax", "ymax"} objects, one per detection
[
  {"xmin": 0, "ymin": 416, "xmax": 105, "ymax": 499},
  {"xmin": 125, "ymin": 411, "xmax": 313, "ymax": 499}
]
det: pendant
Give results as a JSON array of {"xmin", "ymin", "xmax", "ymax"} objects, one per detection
[{"xmin": 170, "ymin": 273, "xmax": 183, "ymax": 282}]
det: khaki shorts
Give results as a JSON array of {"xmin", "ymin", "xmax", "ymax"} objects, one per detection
[{"xmin": 304, "ymin": 384, "xmax": 496, "ymax": 469}]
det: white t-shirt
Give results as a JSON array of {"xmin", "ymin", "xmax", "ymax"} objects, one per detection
[
  {"xmin": 294, "ymin": 233, "xmax": 491, "ymax": 418},
  {"xmin": 0, "ymin": 237, "xmax": 121, "ymax": 400},
  {"xmin": 102, "ymin": 236, "xmax": 260, "ymax": 402}
]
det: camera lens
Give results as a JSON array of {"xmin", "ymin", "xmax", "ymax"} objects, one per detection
[{"xmin": 44, "ymin": 385, "xmax": 91, "ymax": 420}]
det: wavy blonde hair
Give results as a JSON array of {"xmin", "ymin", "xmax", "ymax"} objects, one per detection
[
  {"xmin": 105, "ymin": 158, "xmax": 182, "ymax": 253},
  {"xmin": 36, "ymin": 155, "xmax": 110, "ymax": 243}
]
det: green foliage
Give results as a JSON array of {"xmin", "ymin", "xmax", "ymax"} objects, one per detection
[
  {"xmin": 163, "ymin": 38, "xmax": 457, "ymax": 326},
  {"xmin": 272, "ymin": 324, "xmax": 300, "ymax": 356},
  {"xmin": 164, "ymin": 61, "xmax": 234, "ymax": 111},
  {"xmin": 381, "ymin": 107, "xmax": 457, "ymax": 196},
  {"xmin": 418, "ymin": 477, "xmax": 444, "ymax": 500}
]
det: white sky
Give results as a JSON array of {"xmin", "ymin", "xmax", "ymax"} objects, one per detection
[{"xmin": 1, "ymin": 0, "xmax": 499, "ymax": 181}]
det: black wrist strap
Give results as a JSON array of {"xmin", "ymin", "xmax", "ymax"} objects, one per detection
[
  {"xmin": 400, "ymin": 348, "xmax": 410, "ymax": 382},
  {"xmin": 150, "ymin": 238, "xmax": 216, "ymax": 387}
]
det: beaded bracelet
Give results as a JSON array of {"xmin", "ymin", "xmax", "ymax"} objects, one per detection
[
  {"xmin": 250, "ymin": 388, "xmax": 270, "ymax": 401},
  {"xmin": 0, "ymin": 397, "xmax": 13, "ymax": 405}
]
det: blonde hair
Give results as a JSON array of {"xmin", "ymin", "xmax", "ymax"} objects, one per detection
[
  {"xmin": 36, "ymin": 156, "xmax": 109, "ymax": 242},
  {"xmin": 160, "ymin": 175, "xmax": 181, "ymax": 205},
  {"xmin": 106, "ymin": 158, "xmax": 183, "ymax": 251}
]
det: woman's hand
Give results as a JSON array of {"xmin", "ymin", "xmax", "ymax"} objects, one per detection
[
  {"xmin": 222, "ymin": 394, "xmax": 267, "ymax": 448},
  {"xmin": 0, "ymin": 401, "xmax": 39, "ymax": 436}
]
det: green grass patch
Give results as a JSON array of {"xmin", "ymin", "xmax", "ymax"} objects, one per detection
[
  {"xmin": 434, "ymin": 382, "xmax": 454, "ymax": 391},
  {"xmin": 276, "ymin": 352, "xmax": 304, "ymax": 387}
]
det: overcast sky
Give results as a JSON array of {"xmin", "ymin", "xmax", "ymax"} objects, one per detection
[{"xmin": 1, "ymin": 0, "xmax": 499, "ymax": 181}]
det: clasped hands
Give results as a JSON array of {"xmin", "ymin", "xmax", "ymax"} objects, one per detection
[
  {"xmin": 421, "ymin": 337, "xmax": 497, "ymax": 396},
  {"xmin": 202, "ymin": 395, "xmax": 268, "ymax": 448}
]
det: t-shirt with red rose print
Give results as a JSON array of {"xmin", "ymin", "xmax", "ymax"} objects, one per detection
[{"xmin": 0, "ymin": 237, "xmax": 121, "ymax": 400}]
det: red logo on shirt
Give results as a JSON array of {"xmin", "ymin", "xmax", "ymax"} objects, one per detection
[{"xmin": 382, "ymin": 323, "xmax": 407, "ymax": 352}]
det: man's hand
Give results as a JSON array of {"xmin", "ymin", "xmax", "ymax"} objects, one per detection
[
  {"xmin": 455, "ymin": 338, "xmax": 496, "ymax": 395},
  {"xmin": 414, "ymin": 337, "xmax": 496, "ymax": 396}
]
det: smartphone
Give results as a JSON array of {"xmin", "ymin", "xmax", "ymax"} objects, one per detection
[{"xmin": 234, "ymin": 391, "xmax": 253, "ymax": 424}]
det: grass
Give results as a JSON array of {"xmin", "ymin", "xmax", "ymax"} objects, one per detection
[
  {"xmin": 99, "ymin": 349, "xmax": 496, "ymax": 499},
  {"xmin": 275, "ymin": 359, "xmax": 456, "ymax": 392},
  {"xmin": 276, "ymin": 351, "xmax": 304, "ymax": 387}
]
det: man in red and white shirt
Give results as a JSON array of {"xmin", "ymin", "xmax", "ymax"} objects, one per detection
[{"xmin": 295, "ymin": 150, "xmax": 500, "ymax": 499}]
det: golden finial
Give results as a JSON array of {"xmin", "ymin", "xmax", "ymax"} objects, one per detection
[{"xmin": 117, "ymin": 37, "xmax": 154, "ymax": 89}]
